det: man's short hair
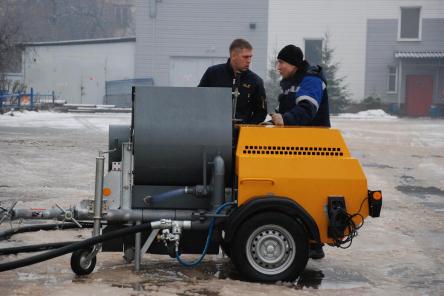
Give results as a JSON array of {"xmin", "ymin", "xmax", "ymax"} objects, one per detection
[{"xmin": 229, "ymin": 39, "xmax": 252, "ymax": 53}]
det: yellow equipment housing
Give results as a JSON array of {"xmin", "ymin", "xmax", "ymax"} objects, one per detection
[{"xmin": 236, "ymin": 126, "xmax": 369, "ymax": 244}]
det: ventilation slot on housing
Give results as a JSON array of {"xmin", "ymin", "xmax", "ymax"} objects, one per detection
[{"xmin": 242, "ymin": 145, "xmax": 344, "ymax": 157}]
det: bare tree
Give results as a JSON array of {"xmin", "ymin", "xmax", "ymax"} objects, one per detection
[
  {"xmin": 0, "ymin": 1, "xmax": 23, "ymax": 90},
  {"xmin": 1, "ymin": 0, "xmax": 134, "ymax": 43}
]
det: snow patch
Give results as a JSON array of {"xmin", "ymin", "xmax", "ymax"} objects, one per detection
[
  {"xmin": 335, "ymin": 109, "xmax": 397, "ymax": 120},
  {"xmin": 0, "ymin": 111, "xmax": 130, "ymax": 131}
]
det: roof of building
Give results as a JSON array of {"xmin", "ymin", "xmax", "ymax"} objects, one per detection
[
  {"xmin": 21, "ymin": 37, "xmax": 136, "ymax": 47},
  {"xmin": 395, "ymin": 51, "xmax": 444, "ymax": 59}
]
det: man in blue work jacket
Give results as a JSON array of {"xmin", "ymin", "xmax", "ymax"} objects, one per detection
[
  {"xmin": 272, "ymin": 45, "xmax": 330, "ymax": 259},
  {"xmin": 271, "ymin": 44, "xmax": 330, "ymax": 127}
]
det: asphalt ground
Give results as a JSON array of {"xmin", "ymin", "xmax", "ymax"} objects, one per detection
[{"xmin": 0, "ymin": 112, "xmax": 443, "ymax": 296}]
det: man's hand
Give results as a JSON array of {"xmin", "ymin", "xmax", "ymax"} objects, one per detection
[{"xmin": 271, "ymin": 113, "xmax": 284, "ymax": 126}]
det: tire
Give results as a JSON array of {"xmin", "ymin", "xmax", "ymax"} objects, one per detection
[
  {"xmin": 216, "ymin": 229, "xmax": 231, "ymax": 258},
  {"xmin": 220, "ymin": 240, "xmax": 232, "ymax": 258},
  {"xmin": 231, "ymin": 212, "xmax": 309, "ymax": 282},
  {"xmin": 70, "ymin": 248, "xmax": 97, "ymax": 276}
]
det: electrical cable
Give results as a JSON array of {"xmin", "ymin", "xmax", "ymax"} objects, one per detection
[
  {"xmin": 176, "ymin": 202, "xmax": 236, "ymax": 267},
  {"xmin": 330, "ymin": 198, "xmax": 368, "ymax": 249},
  {"xmin": 0, "ymin": 222, "xmax": 152, "ymax": 272}
]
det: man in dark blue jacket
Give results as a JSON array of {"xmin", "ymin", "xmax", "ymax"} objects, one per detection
[
  {"xmin": 272, "ymin": 45, "xmax": 330, "ymax": 260},
  {"xmin": 271, "ymin": 45, "xmax": 330, "ymax": 127},
  {"xmin": 198, "ymin": 39, "xmax": 267, "ymax": 124}
]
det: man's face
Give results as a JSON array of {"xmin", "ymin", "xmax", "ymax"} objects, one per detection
[
  {"xmin": 277, "ymin": 59, "xmax": 297, "ymax": 79},
  {"xmin": 231, "ymin": 48, "xmax": 253, "ymax": 72}
]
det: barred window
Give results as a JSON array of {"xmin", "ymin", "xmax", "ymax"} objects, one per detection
[{"xmin": 387, "ymin": 66, "xmax": 397, "ymax": 93}]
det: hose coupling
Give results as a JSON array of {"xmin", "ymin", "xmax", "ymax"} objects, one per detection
[{"xmin": 184, "ymin": 185, "xmax": 210, "ymax": 197}]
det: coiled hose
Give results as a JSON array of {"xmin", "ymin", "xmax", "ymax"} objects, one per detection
[{"xmin": 176, "ymin": 202, "xmax": 235, "ymax": 267}]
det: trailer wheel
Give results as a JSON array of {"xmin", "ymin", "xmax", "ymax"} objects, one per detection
[
  {"xmin": 71, "ymin": 248, "xmax": 96, "ymax": 276},
  {"xmin": 216, "ymin": 229, "xmax": 231, "ymax": 258},
  {"xmin": 231, "ymin": 212, "xmax": 309, "ymax": 282}
]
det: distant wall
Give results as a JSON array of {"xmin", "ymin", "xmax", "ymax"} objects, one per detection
[
  {"xmin": 268, "ymin": 0, "xmax": 444, "ymax": 101},
  {"xmin": 23, "ymin": 39, "xmax": 135, "ymax": 104},
  {"xmin": 135, "ymin": 0, "xmax": 268, "ymax": 86},
  {"xmin": 365, "ymin": 18, "xmax": 444, "ymax": 103}
]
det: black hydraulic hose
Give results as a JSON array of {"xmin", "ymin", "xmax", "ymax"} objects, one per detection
[
  {"xmin": 0, "ymin": 222, "xmax": 94, "ymax": 240},
  {"xmin": 0, "ymin": 222, "xmax": 152, "ymax": 272},
  {"xmin": 0, "ymin": 241, "xmax": 77, "ymax": 255}
]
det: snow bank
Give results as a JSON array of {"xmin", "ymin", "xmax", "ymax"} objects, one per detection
[
  {"xmin": 0, "ymin": 110, "xmax": 130, "ymax": 131},
  {"xmin": 335, "ymin": 109, "xmax": 397, "ymax": 120}
]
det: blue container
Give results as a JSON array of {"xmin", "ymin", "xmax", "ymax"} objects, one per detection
[
  {"xmin": 0, "ymin": 90, "xmax": 7, "ymax": 109},
  {"xmin": 429, "ymin": 105, "xmax": 441, "ymax": 118},
  {"xmin": 388, "ymin": 103, "xmax": 399, "ymax": 115}
]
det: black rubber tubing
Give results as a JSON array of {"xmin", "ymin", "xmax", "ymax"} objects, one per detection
[
  {"xmin": 0, "ymin": 222, "xmax": 94, "ymax": 240},
  {"xmin": 0, "ymin": 241, "xmax": 77, "ymax": 255},
  {"xmin": 0, "ymin": 223, "xmax": 152, "ymax": 272}
]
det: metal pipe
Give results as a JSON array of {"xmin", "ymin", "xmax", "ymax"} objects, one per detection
[
  {"xmin": 202, "ymin": 148, "xmax": 208, "ymax": 195},
  {"xmin": 121, "ymin": 143, "xmax": 132, "ymax": 209},
  {"xmin": 9, "ymin": 208, "xmax": 208, "ymax": 224},
  {"xmin": 101, "ymin": 209, "xmax": 196, "ymax": 222},
  {"xmin": 9, "ymin": 208, "xmax": 196, "ymax": 223},
  {"xmin": 134, "ymin": 221, "xmax": 141, "ymax": 272},
  {"xmin": 93, "ymin": 154, "xmax": 105, "ymax": 236},
  {"xmin": 210, "ymin": 155, "xmax": 225, "ymax": 211},
  {"xmin": 398, "ymin": 59, "xmax": 403, "ymax": 111},
  {"xmin": 12, "ymin": 208, "xmax": 64, "ymax": 220}
]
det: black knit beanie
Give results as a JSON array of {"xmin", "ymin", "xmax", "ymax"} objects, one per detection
[{"xmin": 277, "ymin": 45, "xmax": 304, "ymax": 67}]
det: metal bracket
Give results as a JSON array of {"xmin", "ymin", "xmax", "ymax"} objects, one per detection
[
  {"xmin": 55, "ymin": 204, "xmax": 82, "ymax": 228},
  {"xmin": 140, "ymin": 229, "xmax": 160, "ymax": 255},
  {"xmin": 0, "ymin": 201, "xmax": 17, "ymax": 225}
]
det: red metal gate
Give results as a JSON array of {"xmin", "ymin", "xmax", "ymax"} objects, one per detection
[{"xmin": 405, "ymin": 75, "xmax": 433, "ymax": 116}]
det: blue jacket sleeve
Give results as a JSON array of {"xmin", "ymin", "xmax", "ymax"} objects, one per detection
[{"xmin": 282, "ymin": 76, "xmax": 324, "ymax": 126}]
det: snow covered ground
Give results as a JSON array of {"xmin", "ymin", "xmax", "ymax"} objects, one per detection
[
  {"xmin": 0, "ymin": 112, "xmax": 443, "ymax": 295},
  {"xmin": 0, "ymin": 110, "xmax": 130, "ymax": 131}
]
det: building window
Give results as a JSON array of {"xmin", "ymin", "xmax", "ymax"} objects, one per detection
[
  {"xmin": 304, "ymin": 39, "xmax": 323, "ymax": 66},
  {"xmin": 399, "ymin": 7, "xmax": 421, "ymax": 40},
  {"xmin": 387, "ymin": 66, "xmax": 397, "ymax": 93},
  {"xmin": 114, "ymin": 5, "xmax": 129, "ymax": 26}
]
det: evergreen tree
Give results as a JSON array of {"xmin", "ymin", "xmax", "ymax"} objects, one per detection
[
  {"xmin": 264, "ymin": 48, "xmax": 281, "ymax": 112},
  {"xmin": 320, "ymin": 32, "xmax": 350, "ymax": 114}
]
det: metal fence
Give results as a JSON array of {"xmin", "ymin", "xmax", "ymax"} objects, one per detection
[
  {"xmin": 105, "ymin": 78, "xmax": 154, "ymax": 108},
  {"xmin": 0, "ymin": 88, "xmax": 56, "ymax": 111}
]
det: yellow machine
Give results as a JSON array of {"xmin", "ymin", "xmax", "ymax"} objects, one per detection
[
  {"xmin": 222, "ymin": 125, "xmax": 382, "ymax": 282},
  {"xmin": 0, "ymin": 87, "xmax": 382, "ymax": 283},
  {"xmin": 236, "ymin": 126, "xmax": 372, "ymax": 244}
]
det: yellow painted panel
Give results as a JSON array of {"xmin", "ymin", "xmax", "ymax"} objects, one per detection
[{"xmin": 236, "ymin": 126, "xmax": 369, "ymax": 244}]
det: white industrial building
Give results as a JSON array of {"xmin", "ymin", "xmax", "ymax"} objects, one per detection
[
  {"xmin": 22, "ymin": 38, "xmax": 135, "ymax": 105},
  {"xmin": 17, "ymin": 0, "xmax": 444, "ymax": 109}
]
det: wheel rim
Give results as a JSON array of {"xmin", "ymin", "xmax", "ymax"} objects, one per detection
[
  {"xmin": 245, "ymin": 224, "xmax": 296, "ymax": 275},
  {"xmin": 79, "ymin": 251, "xmax": 92, "ymax": 270}
]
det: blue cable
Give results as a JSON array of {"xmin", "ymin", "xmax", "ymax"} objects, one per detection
[{"xmin": 176, "ymin": 202, "xmax": 236, "ymax": 267}]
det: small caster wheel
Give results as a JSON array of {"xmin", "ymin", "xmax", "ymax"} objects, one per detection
[
  {"xmin": 123, "ymin": 247, "xmax": 135, "ymax": 263},
  {"xmin": 71, "ymin": 248, "xmax": 96, "ymax": 276}
]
